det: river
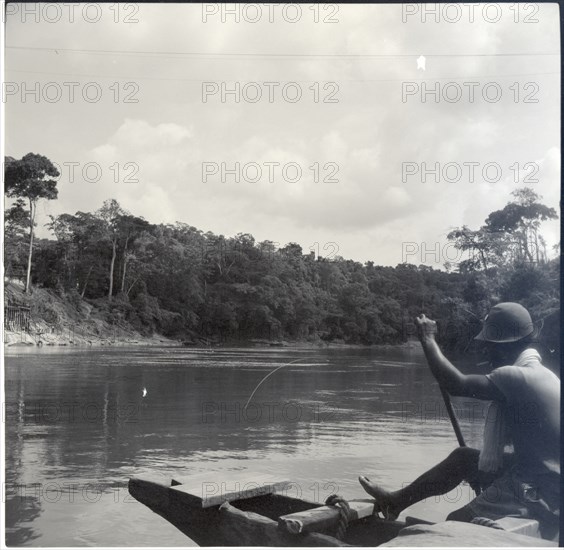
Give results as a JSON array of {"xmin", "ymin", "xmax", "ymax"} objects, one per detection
[{"xmin": 5, "ymin": 345, "xmax": 488, "ymax": 546}]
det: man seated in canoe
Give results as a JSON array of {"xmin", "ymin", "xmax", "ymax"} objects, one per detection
[{"xmin": 359, "ymin": 302, "xmax": 560, "ymax": 540}]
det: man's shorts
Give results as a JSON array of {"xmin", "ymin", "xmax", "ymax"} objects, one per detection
[{"xmin": 463, "ymin": 466, "xmax": 560, "ymax": 541}]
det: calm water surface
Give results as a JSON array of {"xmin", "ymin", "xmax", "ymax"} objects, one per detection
[{"xmin": 5, "ymin": 346, "xmax": 487, "ymax": 546}]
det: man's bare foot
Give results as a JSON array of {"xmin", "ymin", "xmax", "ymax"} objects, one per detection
[{"xmin": 358, "ymin": 475, "xmax": 401, "ymax": 521}]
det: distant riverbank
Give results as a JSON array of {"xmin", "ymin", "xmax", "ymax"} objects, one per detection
[
  {"xmin": 5, "ymin": 330, "xmax": 422, "ymax": 351},
  {"xmin": 5, "ymin": 281, "xmax": 423, "ymax": 351},
  {"xmin": 239, "ymin": 338, "xmax": 422, "ymax": 351},
  {"xmin": 4, "ymin": 328, "xmax": 175, "ymax": 348},
  {"xmin": 5, "ymin": 281, "xmax": 175, "ymax": 348}
]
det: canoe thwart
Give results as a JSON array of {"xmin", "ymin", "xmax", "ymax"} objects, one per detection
[
  {"xmin": 220, "ymin": 502, "xmax": 349, "ymax": 546},
  {"xmin": 169, "ymin": 471, "xmax": 292, "ymax": 508},
  {"xmin": 279, "ymin": 500, "xmax": 376, "ymax": 535}
]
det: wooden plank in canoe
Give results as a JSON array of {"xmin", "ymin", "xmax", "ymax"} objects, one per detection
[
  {"xmin": 496, "ymin": 516, "xmax": 541, "ymax": 538},
  {"xmin": 279, "ymin": 500, "xmax": 376, "ymax": 535},
  {"xmin": 170, "ymin": 471, "xmax": 292, "ymax": 508}
]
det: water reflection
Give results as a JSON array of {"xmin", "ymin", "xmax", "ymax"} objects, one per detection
[{"xmin": 5, "ymin": 346, "xmax": 488, "ymax": 546}]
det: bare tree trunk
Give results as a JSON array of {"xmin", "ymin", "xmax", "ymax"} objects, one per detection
[
  {"xmin": 523, "ymin": 232, "xmax": 533, "ymax": 263},
  {"xmin": 539, "ymin": 235, "xmax": 547, "ymax": 263},
  {"xmin": 25, "ymin": 200, "xmax": 35, "ymax": 294},
  {"xmin": 477, "ymin": 246, "xmax": 488, "ymax": 272},
  {"xmin": 108, "ymin": 239, "xmax": 116, "ymax": 301},
  {"xmin": 120, "ymin": 236, "xmax": 130, "ymax": 293},
  {"xmin": 81, "ymin": 265, "xmax": 94, "ymax": 298},
  {"xmin": 121, "ymin": 257, "xmax": 128, "ymax": 294},
  {"xmin": 126, "ymin": 276, "xmax": 140, "ymax": 296}
]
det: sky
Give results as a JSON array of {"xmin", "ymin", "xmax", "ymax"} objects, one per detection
[{"xmin": 4, "ymin": 3, "xmax": 561, "ymax": 267}]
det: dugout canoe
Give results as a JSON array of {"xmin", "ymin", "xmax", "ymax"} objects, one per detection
[
  {"xmin": 128, "ymin": 472, "xmax": 556, "ymax": 547},
  {"xmin": 128, "ymin": 472, "xmax": 403, "ymax": 546}
]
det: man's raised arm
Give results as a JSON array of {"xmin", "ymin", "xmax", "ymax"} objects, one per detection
[{"xmin": 415, "ymin": 314, "xmax": 503, "ymax": 401}]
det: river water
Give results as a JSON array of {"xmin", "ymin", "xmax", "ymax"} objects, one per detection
[{"xmin": 5, "ymin": 346, "xmax": 488, "ymax": 546}]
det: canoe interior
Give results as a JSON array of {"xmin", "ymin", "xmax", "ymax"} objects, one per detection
[
  {"xmin": 233, "ymin": 493, "xmax": 321, "ymax": 518},
  {"xmin": 129, "ymin": 476, "xmax": 405, "ymax": 546},
  {"xmin": 228, "ymin": 493, "xmax": 404, "ymax": 544}
]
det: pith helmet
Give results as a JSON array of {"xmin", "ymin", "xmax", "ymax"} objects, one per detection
[{"xmin": 474, "ymin": 302, "xmax": 536, "ymax": 343}]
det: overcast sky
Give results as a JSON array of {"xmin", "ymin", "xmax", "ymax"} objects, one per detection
[{"xmin": 4, "ymin": 3, "xmax": 561, "ymax": 267}]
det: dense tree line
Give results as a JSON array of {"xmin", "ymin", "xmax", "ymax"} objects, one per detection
[{"xmin": 4, "ymin": 154, "xmax": 560, "ymax": 353}]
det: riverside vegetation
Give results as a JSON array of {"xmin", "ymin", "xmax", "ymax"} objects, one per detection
[{"xmin": 4, "ymin": 154, "xmax": 560, "ymax": 357}]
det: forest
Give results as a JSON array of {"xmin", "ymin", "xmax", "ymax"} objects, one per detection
[{"xmin": 4, "ymin": 153, "xmax": 561, "ymax": 354}]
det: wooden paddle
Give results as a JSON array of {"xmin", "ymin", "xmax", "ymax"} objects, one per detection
[
  {"xmin": 438, "ymin": 387, "xmax": 466, "ymax": 448},
  {"xmin": 417, "ymin": 314, "xmax": 481, "ymax": 496},
  {"xmin": 437, "ymin": 371, "xmax": 481, "ymax": 496}
]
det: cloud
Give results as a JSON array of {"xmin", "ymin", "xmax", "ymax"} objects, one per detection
[{"xmin": 6, "ymin": 3, "xmax": 560, "ymax": 265}]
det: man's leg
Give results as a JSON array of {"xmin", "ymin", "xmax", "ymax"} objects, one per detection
[{"xmin": 359, "ymin": 447, "xmax": 480, "ymax": 520}]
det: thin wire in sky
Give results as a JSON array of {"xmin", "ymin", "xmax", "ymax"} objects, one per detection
[{"xmin": 6, "ymin": 45, "xmax": 561, "ymax": 59}]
